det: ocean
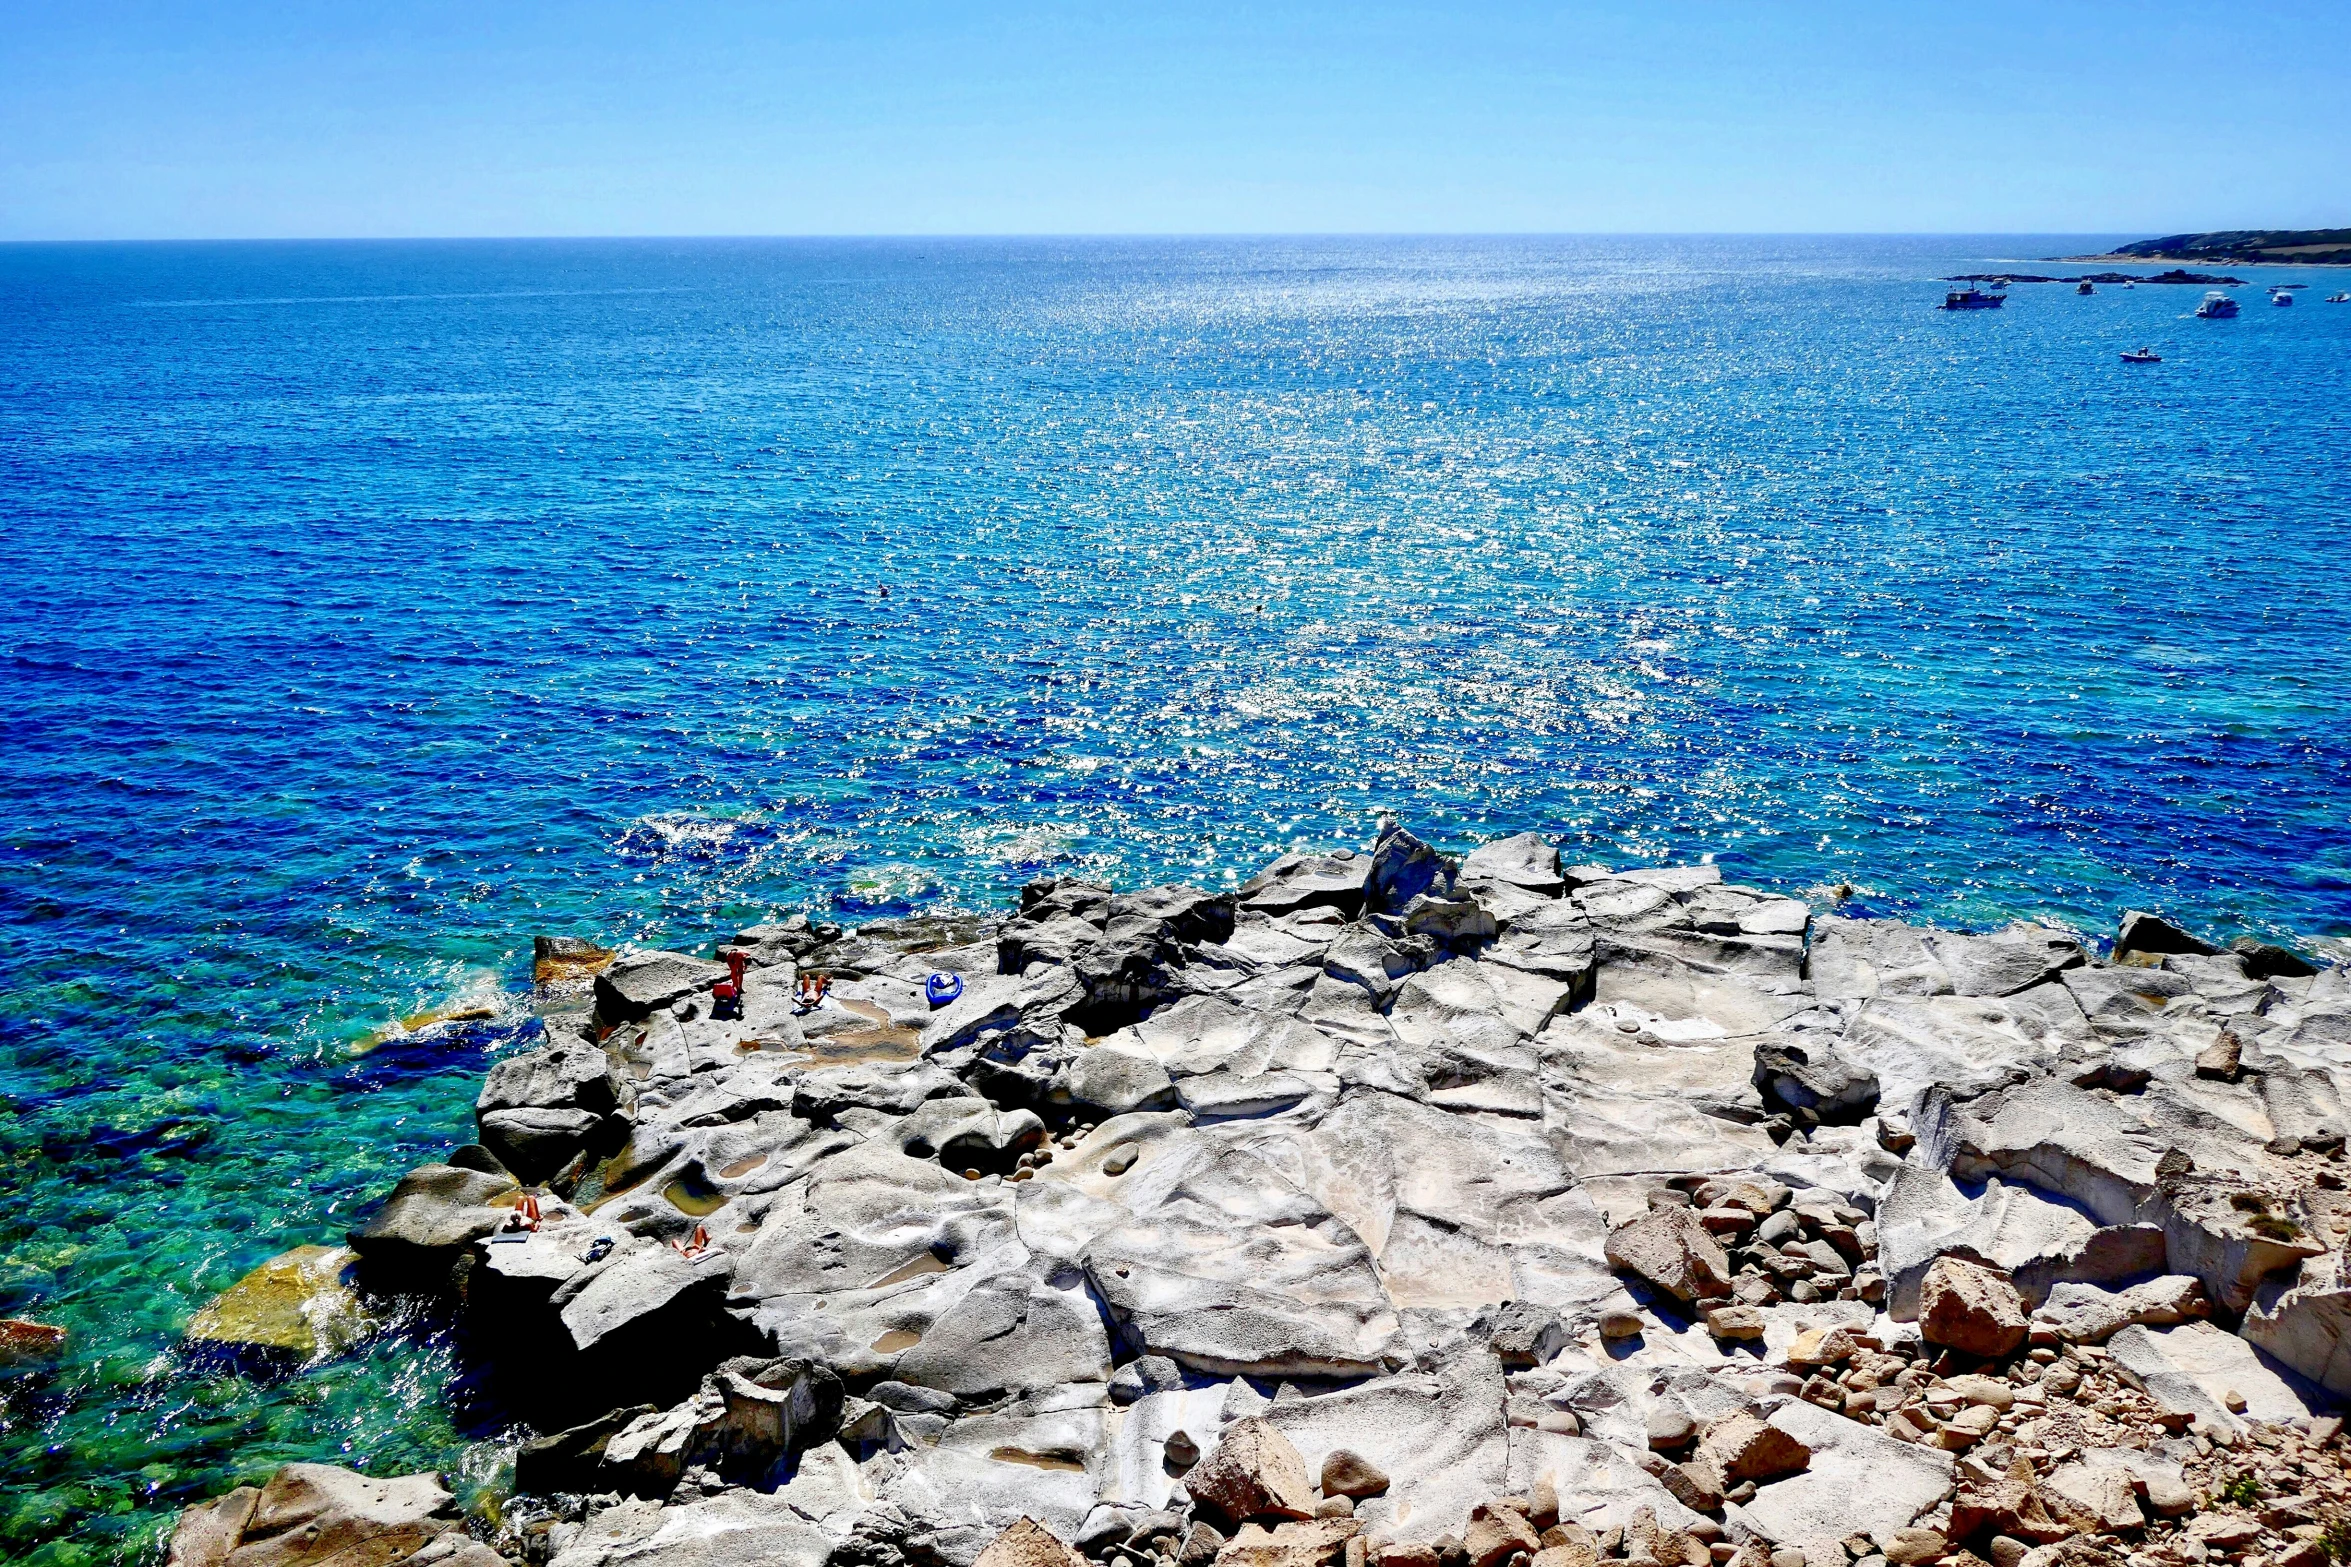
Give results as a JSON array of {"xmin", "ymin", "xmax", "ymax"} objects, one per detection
[{"xmin": 0, "ymin": 236, "xmax": 2346, "ymax": 1564}]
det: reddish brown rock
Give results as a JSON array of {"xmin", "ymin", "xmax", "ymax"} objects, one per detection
[
  {"xmin": 1218, "ymin": 1519, "xmax": 1361, "ymax": 1567},
  {"xmin": 1465, "ymin": 1502, "xmax": 1543, "ymax": 1567},
  {"xmin": 977, "ymin": 1519, "xmax": 1091, "ymax": 1567},
  {"xmin": 1920, "ymin": 1257, "xmax": 2029, "ymax": 1358},
  {"xmin": 1695, "ymin": 1412, "xmax": 1812, "ymax": 1482},
  {"xmin": 167, "ymin": 1464, "xmax": 458, "ymax": 1567},
  {"xmin": 1187, "ymin": 1418, "xmax": 1319, "ymax": 1526}
]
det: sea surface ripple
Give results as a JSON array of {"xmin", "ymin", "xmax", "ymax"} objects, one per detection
[{"xmin": 0, "ymin": 236, "xmax": 2346, "ymax": 1564}]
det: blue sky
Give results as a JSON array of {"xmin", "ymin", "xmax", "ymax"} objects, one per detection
[{"xmin": 4, "ymin": 1, "xmax": 2346, "ymax": 239}]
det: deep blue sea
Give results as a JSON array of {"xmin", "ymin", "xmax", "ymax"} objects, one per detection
[{"xmin": 1, "ymin": 236, "xmax": 2347, "ymax": 1564}]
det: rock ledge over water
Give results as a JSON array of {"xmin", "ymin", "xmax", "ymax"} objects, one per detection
[{"xmin": 174, "ymin": 826, "xmax": 2351, "ymax": 1567}]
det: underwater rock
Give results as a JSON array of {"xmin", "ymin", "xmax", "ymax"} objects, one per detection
[{"xmin": 184, "ymin": 1244, "xmax": 376, "ymax": 1367}]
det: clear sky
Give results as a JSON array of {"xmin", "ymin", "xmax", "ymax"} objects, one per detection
[{"xmin": 4, "ymin": 0, "xmax": 2346, "ymax": 240}]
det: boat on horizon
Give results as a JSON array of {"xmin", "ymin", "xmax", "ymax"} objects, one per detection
[
  {"xmin": 1942, "ymin": 287, "xmax": 2005, "ymax": 310},
  {"xmin": 2196, "ymin": 291, "xmax": 2240, "ymax": 319},
  {"xmin": 2120, "ymin": 347, "xmax": 2161, "ymax": 364}
]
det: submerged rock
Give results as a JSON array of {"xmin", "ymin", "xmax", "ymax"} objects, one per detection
[
  {"xmin": 184, "ymin": 1245, "xmax": 375, "ymax": 1366},
  {"xmin": 0, "ymin": 1317, "xmax": 67, "ymax": 1365}
]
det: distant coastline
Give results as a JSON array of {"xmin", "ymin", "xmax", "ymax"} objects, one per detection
[
  {"xmin": 2055, "ymin": 227, "xmax": 2351, "ymax": 267},
  {"xmin": 1941, "ymin": 268, "xmax": 2243, "ymax": 286}
]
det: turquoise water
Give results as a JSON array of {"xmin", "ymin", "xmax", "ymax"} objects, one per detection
[{"xmin": 2, "ymin": 237, "xmax": 2348, "ymax": 1563}]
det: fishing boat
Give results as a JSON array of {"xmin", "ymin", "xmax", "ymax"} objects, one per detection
[
  {"xmin": 2119, "ymin": 347, "xmax": 2161, "ymax": 364},
  {"xmin": 1941, "ymin": 288, "xmax": 2005, "ymax": 310},
  {"xmin": 2195, "ymin": 291, "xmax": 2240, "ymax": 319},
  {"xmin": 2077, "ymin": 281, "xmax": 2095, "ymax": 295}
]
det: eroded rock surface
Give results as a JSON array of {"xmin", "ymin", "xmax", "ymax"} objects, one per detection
[{"xmin": 188, "ymin": 830, "xmax": 2351, "ymax": 1567}]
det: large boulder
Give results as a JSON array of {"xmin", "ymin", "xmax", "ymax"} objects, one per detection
[
  {"xmin": 1603, "ymin": 1207, "xmax": 1732, "ymax": 1302},
  {"xmin": 1185, "ymin": 1417, "xmax": 1318, "ymax": 1526},
  {"xmin": 595, "ymin": 949, "xmax": 729, "ymax": 1024},
  {"xmin": 184, "ymin": 1245, "xmax": 375, "ymax": 1367},
  {"xmin": 1692, "ymin": 1411, "xmax": 1809, "ymax": 1482},
  {"xmin": 974, "ymin": 1519, "xmax": 1089, "ymax": 1567},
  {"xmin": 2113, "ymin": 911, "xmax": 2216, "ymax": 962},
  {"xmin": 478, "ymin": 1040, "xmax": 628, "ymax": 1119},
  {"xmin": 544, "ymin": 1246, "xmax": 761, "ymax": 1420},
  {"xmin": 478, "ymin": 1107, "xmax": 607, "ymax": 1184},
  {"xmin": 1366, "ymin": 824, "xmax": 1456, "ymax": 916},
  {"xmin": 165, "ymin": 1464, "xmax": 465, "ymax": 1567},
  {"xmin": 346, "ymin": 1164, "xmax": 517, "ymax": 1292},
  {"xmin": 1752, "ymin": 1039, "xmax": 1879, "ymax": 1123},
  {"xmin": 1219, "ymin": 1518, "xmax": 1360, "ymax": 1567},
  {"xmin": 1918, "ymin": 1257, "xmax": 2029, "ymax": 1358},
  {"xmin": 596, "ymin": 1357, "xmax": 845, "ymax": 1495}
]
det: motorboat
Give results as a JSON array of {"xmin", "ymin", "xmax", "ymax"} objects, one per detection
[
  {"xmin": 2328, "ymin": 293, "xmax": 2350, "ymax": 304},
  {"xmin": 2119, "ymin": 347, "xmax": 2161, "ymax": 364},
  {"xmin": 2196, "ymin": 291, "xmax": 2240, "ymax": 319},
  {"xmin": 1941, "ymin": 288, "xmax": 2005, "ymax": 310},
  {"xmin": 2271, "ymin": 289, "xmax": 2293, "ymax": 307},
  {"xmin": 2077, "ymin": 281, "xmax": 2096, "ymax": 295}
]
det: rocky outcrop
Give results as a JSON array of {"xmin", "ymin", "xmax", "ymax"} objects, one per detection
[
  {"xmin": 186, "ymin": 827, "xmax": 2351, "ymax": 1567},
  {"xmin": 164, "ymin": 1463, "xmax": 486, "ymax": 1567},
  {"xmin": 346, "ymin": 1163, "xmax": 518, "ymax": 1292}
]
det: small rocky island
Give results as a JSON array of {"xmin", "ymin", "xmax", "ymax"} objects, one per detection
[
  {"xmin": 162, "ymin": 826, "xmax": 2351, "ymax": 1567},
  {"xmin": 2059, "ymin": 230, "xmax": 2351, "ymax": 268}
]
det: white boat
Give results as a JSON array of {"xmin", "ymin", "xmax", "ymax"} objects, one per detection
[
  {"xmin": 2329, "ymin": 292, "xmax": 2350, "ymax": 304},
  {"xmin": 2196, "ymin": 291, "xmax": 2240, "ymax": 319},
  {"xmin": 2271, "ymin": 289, "xmax": 2293, "ymax": 307},
  {"xmin": 2119, "ymin": 347, "xmax": 2161, "ymax": 364}
]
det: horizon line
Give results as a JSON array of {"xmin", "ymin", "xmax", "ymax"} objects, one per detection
[{"xmin": 0, "ymin": 228, "xmax": 2198, "ymax": 248}]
